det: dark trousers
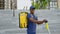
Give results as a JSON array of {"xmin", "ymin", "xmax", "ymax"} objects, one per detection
[{"xmin": 27, "ymin": 31, "xmax": 36, "ymax": 34}]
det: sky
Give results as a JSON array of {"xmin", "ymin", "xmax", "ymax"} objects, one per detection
[{"xmin": 17, "ymin": 0, "xmax": 31, "ymax": 10}]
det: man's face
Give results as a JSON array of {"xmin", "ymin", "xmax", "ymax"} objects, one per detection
[{"xmin": 30, "ymin": 9, "xmax": 35, "ymax": 14}]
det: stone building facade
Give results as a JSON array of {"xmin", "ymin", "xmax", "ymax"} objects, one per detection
[
  {"xmin": 0, "ymin": 0, "xmax": 17, "ymax": 9},
  {"xmin": 57, "ymin": 0, "xmax": 60, "ymax": 9}
]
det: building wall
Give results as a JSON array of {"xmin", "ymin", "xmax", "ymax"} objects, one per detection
[
  {"xmin": 5, "ymin": 0, "xmax": 10, "ymax": 9},
  {"xmin": 0, "ymin": 0, "xmax": 5, "ymax": 9},
  {"xmin": 10, "ymin": 0, "xmax": 17, "ymax": 9},
  {"xmin": 57, "ymin": 0, "xmax": 60, "ymax": 9},
  {"xmin": 0, "ymin": 0, "xmax": 17, "ymax": 9},
  {"xmin": 0, "ymin": 0, "xmax": 60, "ymax": 9}
]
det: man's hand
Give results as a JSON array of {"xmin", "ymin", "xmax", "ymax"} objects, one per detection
[
  {"xmin": 43, "ymin": 19, "xmax": 48, "ymax": 23},
  {"xmin": 37, "ymin": 21, "xmax": 44, "ymax": 24},
  {"xmin": 29, "ymin": 17, "xmax": 48, "ymax": 24},
  {"xmin": 37, "ymin": 19, "xmax": 48, "ymax": 25}
]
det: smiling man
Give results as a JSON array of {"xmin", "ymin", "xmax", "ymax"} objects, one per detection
[{"xmin": 27, "ymin": 6, "xmax": 48, "ymax": 34}]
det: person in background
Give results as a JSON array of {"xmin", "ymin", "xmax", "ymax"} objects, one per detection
[{"xmin": 27, "ymin": 6, "xmax": 48, "ymax": 34}]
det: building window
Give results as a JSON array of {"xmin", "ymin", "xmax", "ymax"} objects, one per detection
[
  {"xmin": 49, "ymin": 0, "xmax": 57, "ymax": 9},
  {"xmin": 0, "ymin": 0, "xmax": 4, "ymax": 9}
]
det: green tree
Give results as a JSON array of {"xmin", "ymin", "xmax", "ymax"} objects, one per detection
[
  {"xmin": 31, "ymin": 0, "xmax": 40, "ymax": 9},
  {"xmin": 31, "ymin": 1, "xmax": 35, "ymax": 6},
  {"xmin": 39, "ymin": 0, "xmax": 48, "ymax": 9},
  {"xmin": 31, "ymin": 0, "xmax": 50, "ymax": 9}
]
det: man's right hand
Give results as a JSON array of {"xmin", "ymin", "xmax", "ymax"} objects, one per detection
[
  {"xmin": 37, "ymin": 21, "xmax": 44, "ymax": 24},
  {"xmin": 37, "ymin": 20, "xmax": 48, "ymax": 24},
  {"xmin": 29, "ymin": 17, "xmax": 48, "ymax": 24},
  {"xmin": 43, "ymin": 19, "xmax": 48, "ymax": 23}
]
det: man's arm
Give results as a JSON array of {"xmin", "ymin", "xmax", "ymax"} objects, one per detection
[
  {"xmin": 29, "ymin": 17, "xmax": 44, "ymax": 24},
  {"xmin": 28, "ymin": 14, "xmax": 47, "ymax": 24}
]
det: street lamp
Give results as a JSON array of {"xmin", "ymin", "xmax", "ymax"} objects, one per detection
[
  {"xmin": 11, "ymin": 0, "xmax": 15, "ymax": 17},
  {"xmin": 13, "ymin": 3, "xmax": 15, "ymax": 17}
]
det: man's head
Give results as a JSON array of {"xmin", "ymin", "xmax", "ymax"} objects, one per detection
[{"xmin": 30, "ymin": 6, "xmax": 35, "ymax": 14}]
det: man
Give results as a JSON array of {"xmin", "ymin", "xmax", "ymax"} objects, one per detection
[{"xmin": 27, "ymin": 6, "xmax": 47, "ymax": 34}]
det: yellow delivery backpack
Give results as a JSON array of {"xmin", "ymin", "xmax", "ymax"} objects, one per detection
[{"xmin": 19, "ymin": 12, "xmax": 28, "ymax": 28}]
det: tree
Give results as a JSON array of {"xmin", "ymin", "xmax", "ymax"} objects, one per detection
[{"xmin": 31, "ymin": 0, "xmax": 50, "ymax": 9}]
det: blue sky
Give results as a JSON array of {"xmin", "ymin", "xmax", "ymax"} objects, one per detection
[{"xmin": 17, "ymin": 0, "xmax": 31, "ymax": 10}]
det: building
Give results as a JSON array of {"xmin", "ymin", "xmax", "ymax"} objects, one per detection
[
  {"xmin": 49, "ymin": 0, "xmax": 60, "ymax": 9},
  {"xmin": 0, "ymin": 0, "xmax": 4, "ymax": 9},
  {"xmin": 0, "ymin": 0, "xmax": 17, "ymax": 9},
  {"xmin": 0, "ymin": 0, "xmax": 60, "ymax": 9},
  {"xmin": 49, "ymin": 0, "xmax": 57, "ymax": 9},
  {"xmin": 57, "ymin": 0, "xmax": 60, "ymax": 9}
]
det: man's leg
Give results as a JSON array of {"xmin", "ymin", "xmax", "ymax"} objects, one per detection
[{"xmin": 27, "ymin": 31, "xmax": 36, "ymax": 34}]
